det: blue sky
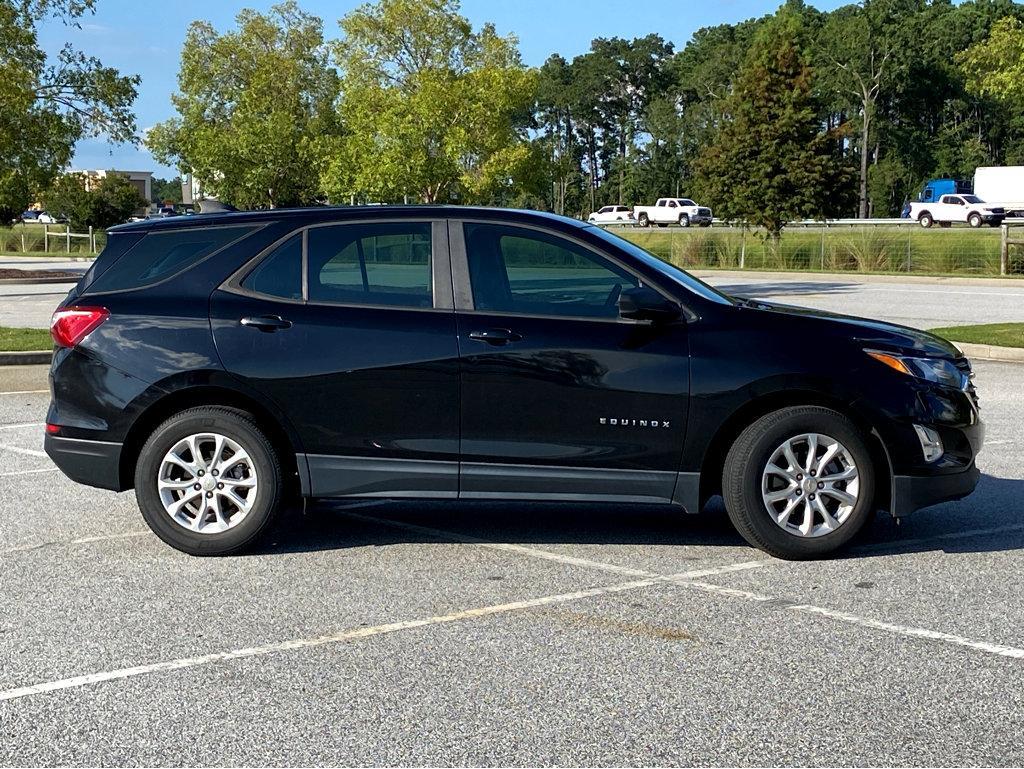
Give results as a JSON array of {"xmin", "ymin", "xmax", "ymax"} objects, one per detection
[{"xmin": 39, "ymin": 0, "xmax": 848, "ymax": 178}]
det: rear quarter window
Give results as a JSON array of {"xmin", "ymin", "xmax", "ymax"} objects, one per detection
[{"xmin": 85, "ymin": 225, "xmax": 259, "ymax": 294}]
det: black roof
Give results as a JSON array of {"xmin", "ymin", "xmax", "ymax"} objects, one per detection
[{"xmin": 108, "ymin": 205, "xmax": 589, "ymax": 234}]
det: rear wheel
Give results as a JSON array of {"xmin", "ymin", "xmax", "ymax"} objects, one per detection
[
  {"xmin": 918, "ymin": 212, "xmax": 933, "ymax": 228},
  {"xmin": 134, "ymin": 406, "xmax": 284, "ymax": 555},
  {"xmin": 638, "ymin": 212, "xmax": 649, "ymax": 227},
  {"xmin": 722, "ymin": 406, "xmax": 875, "ymax": 559}
]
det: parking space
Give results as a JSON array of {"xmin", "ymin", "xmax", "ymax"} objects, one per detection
[{"xmin": 1, "ymin": 361, "xmax": 1023, "ymax": 765}]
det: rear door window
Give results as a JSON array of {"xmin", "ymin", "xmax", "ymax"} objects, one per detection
[
  {"xmin": 306, "ymin": 222, "xmax": 433, "ymax": 308},
  {"xmin": 87, "ymin": 225, "xmax": 258, "ymax": 293}
]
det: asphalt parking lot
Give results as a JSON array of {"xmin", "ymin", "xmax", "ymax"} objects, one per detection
[{"xmin": 0, "ymin": 359, "xmax": 1022, "ymax": 766}]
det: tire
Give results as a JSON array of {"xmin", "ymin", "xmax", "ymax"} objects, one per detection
[
  {"xmin": 134, "ymin": 406, "xmax": 284, "ymax": 556},
  {"xmin": 722, "ymin": 406, "xmax": 875, "ymax": 560},
  {"xmin": 968, "ymin": 213, "xmax": 982, "ymax": 228},
  {"xmin": 679, "ymin": 214, "xmax": 690, "ymax": 228},
  {"xmin": 638, "ymin": 213, "xmax": 649, "ymax": 227},
  {"xmin": 918, "ymin": 212, "xmax": 933, "ymax": 228}
]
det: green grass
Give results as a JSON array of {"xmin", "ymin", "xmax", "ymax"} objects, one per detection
[
  {"xmin": 0, "ymin": 224, "xmax": 104, "ymax": 255},
  {"xmin": 929, "ymin": 323, "xmax": 1024, "ymax": 349},
  {"xmin": 613, "ymin": 225, "xmax": 1022, "ymax": 276},
  {"xmin": 0, "ymin": 327, "xmax": 52, "ymax": 352}
]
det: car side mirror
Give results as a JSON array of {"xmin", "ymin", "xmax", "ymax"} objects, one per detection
[{"xmin": 617, "ymin": 286, "xmax": 682, "ymax": 323}]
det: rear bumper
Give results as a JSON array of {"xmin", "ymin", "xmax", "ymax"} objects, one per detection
[
  {"xmin": 44, "ymin": 434, "xmax": 124, "ymax": 492},
  {"xmin": 890, "ymin": 464, "xmax": 980, "ymax": 517}
]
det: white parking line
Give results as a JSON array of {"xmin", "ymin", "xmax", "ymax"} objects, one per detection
[
  {"xmin": 791, "ymin": 604, "xmax": 1024, "ymax": 659},
  {"xmin": 0, "ymin": 531, "xmax": 149, "ymax": 556},
  {"xmin": 347, "ymin": 512, "xmax": 1024, "ymax": 662},
  {"xmin": 342, "ymin": 510, "xmax": 766, "ymax": 580},
  {"xmin": 0, "ymin": 565, "xmax": 735, "ymax": 703},
  {"xmin": 0, "ymin": 443, "xmax": 46, "ymax": 458},
  {"xmin": 0, "ymin": 390, "xmax": 48, "ymax": 396},
  {"xmin": 0, "ymin": 467, "xmax": 56, "ymax": 478},
  {"xmin": 0, "ymin": 422, "xmax": 44, "ymax": 430}
]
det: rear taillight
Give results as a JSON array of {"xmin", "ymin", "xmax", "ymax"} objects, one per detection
[{"xmin": 50, "ymin": 307, "xmax": 109, "ymax": 348}]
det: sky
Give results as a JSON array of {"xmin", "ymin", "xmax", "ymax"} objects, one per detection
[{"xmin": 38, "ymin": 0, "xmax": 849, "ymax": 178}]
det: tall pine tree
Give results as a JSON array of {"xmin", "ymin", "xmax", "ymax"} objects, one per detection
[{"xmin": 693, "ymin": 9, "xmax": 853, "ymax": 235}]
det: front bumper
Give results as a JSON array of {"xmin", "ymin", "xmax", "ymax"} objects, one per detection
[
  {"xmin": 891, "ymin": 464, "xmax": 980, "ymax": 517},
  {"xmin": 44, "ymin": 434, "xmax": 124, "ymax": 492}
]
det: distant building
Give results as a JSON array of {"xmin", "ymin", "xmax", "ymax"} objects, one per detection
[{"xmin": 74, "ymin": 169, "xmax": 154, "ymax": 211}]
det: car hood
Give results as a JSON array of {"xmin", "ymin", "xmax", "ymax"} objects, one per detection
[{"xmin": 739, "ymin": 299, "xmax": 962, "ymax": 358}]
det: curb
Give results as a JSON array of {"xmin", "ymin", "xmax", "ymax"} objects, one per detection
[
  {"xmin": 951, "ymin": 341, "xmax": 1024, "ymax": 364},
  {"xmin": 0, "ymin": 276, "xmax": 81, "ymax": 286},
  {"xmin": 0, "ymin": 350, "xmax": 52, "ymax": 366}
]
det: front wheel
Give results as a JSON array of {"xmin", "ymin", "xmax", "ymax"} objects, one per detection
[
  {"xmin": 678, "ymin": 214, "xmax": 690, "ymax": 227},
  {"xmin": 722, "ymin": 406, "xmax": 875, "ymax": 559},
  {"xmin": 968, "ymin": 213, "xmax": 983, "ymax": 228},
  {"xmin": 134, "ymin": 406, "xmax": 284, "ymax": 555}
]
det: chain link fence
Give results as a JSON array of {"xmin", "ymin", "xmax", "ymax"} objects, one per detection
[{"xmin": 613, "ymin": 225, "xmax": 1022, "ymax": 276}]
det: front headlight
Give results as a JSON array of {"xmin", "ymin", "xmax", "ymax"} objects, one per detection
[{"xmin": 866, "ymin": 350, "xmax": 966, "ymax": 389}]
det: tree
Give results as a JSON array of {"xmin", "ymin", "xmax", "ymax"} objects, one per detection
[
  {"xmin": 693, "ymin": 9, "xmax": 853, "ymax": 236},
  {"xmin": 0, "ymin": 0, "xmax": 139, "ymax": 221},
  {"xmin": 148, "ymin": 2, "xmax": 339, "ymax": 209},
  {"xmin": 43, "ymin": 172, "xmax": 146, "ymax": 229},
  {"xmin": 958, "ymin": 16, "xmax": 1024, "ymax": 107},
  {"xmin": 151, "ymin": 176, "xmax": 183, "ymax": 205},
  {"xmin": 817, "ymin": 1, "xmax": 903, "ymax": 219},
  {"xmin": 325, "ymin": 0, "xmax": 538, "ymax": 204}
]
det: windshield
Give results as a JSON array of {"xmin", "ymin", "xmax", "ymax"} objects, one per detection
[
  {"xmin": 585, "ymin": 225, "xmax": 736, "ymax": 306},
  {"xmin": 961, "ymin": 195, "xmax": 983, "ymax": 204}
]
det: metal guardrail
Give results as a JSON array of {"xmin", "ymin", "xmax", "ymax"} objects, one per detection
[{"xmin": 602, "ymin": 217, "xmax": 1024, "ymax": 229}]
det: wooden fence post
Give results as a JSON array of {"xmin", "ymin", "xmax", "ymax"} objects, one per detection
[
  {"xmin": 739, "ymin": 226, "xmax": 746, "ymax": 270},
  {"xmin": 89, "ymin": 226, "xmax": 95, "ymax": 253},
  {"xmin": 66, "ymin": 226, "xmax": 71, "ymax": 253},
  {"xmin": 1001, "ymin": 224, "xmax": 1009, "ymax": 276},
  {"xmin": 43, "ymin": 223, "xmax": 48, "ymax": 252}
]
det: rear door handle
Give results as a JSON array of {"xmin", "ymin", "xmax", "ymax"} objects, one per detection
[
  {"xmin": 240, "ymin": 315, "xmax": 292, "ymax": 332},
  {"xmin": 467, "ymin": 328, "xmax": 522, "ymax": 346}
]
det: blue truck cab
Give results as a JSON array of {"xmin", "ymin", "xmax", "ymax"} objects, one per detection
[{"xmin": 920, "ymin": 179, "xmax": 972, "ymax": 203}]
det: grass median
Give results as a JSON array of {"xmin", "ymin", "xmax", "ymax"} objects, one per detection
[
  {"xmin": 0, "ymin": 327, "xmax": 52, "ymax": 352},
  {"xmin": 929, "ymin": 323, "xmax": 1024, "ymax": 349}
]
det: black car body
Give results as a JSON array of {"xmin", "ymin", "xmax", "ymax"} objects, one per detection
[{"xmin": 45, "ymin": 206, "xmax": 983, "ymax": 558}]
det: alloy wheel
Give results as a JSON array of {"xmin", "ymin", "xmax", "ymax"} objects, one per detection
[
  {"xmin": 760, "ymin": 432, "xmax": 860, "ymax": 538},
  {"xmin": 157, "ymin": 432, "xmax": 258, "ymax": 534}
]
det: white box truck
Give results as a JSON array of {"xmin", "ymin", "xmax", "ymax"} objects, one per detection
[{"xmin": 973, "ymin": 166, "xmax": 1024, "ymax": 215}]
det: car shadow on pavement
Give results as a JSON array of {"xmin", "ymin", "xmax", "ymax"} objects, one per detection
[
  {"xmin": 716, "ymin": 281, "xmax": 859, "ymax": 298},
  {"xmin": 250, "ymin": 473, "xmax": 1023, "ymax": 559}
]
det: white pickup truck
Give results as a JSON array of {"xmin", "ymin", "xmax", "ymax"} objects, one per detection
[
  {"xmin": 908, "ymin": 194, "xmax": 1005, "ymax": 228},
  {"xmin": 633, "ymin": 198, "xmax": 713, "ymax": 228}
]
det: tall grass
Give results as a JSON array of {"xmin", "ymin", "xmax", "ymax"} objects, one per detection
[
  {"xmin": 616, "ymin": 225, "xmax": 1008, "ymax": 275},
  {"xmin": 0, "ymin": 224, "xmax": 104, "ymax": 255}
]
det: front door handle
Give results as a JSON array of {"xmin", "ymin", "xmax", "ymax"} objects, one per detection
[
  {"xmin": 240, "ymin": 315, "xmax": 292, "ymax": 332},
  {"xmin": 467, "ymin": 328, "xmax": 522, "ymax": 346}
]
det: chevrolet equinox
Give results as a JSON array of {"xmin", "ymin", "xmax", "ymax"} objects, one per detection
[{"xmin": 44, "ymin": 207, "xmax": 983, "ymax": 559}]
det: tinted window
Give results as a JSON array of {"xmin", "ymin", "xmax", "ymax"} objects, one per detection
[
  {"xmin": 464, "ymin": 223, "xmax": 639, "ymax": 319},
  {"xmin": 240, "ymin": 234, "xmax": 302, "ymax": 300},
  {"xmin": 88, "ymin": 225, "xmax": 257, "ymax": 293},
  {"xmin": 307, "ymin": 222, "xmax": 432, "ymax": 308}
]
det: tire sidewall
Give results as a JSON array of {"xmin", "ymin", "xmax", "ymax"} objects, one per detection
[
  {"xmin": 135, "ymin": 409, "xmax": 282, "ymax": 555},
  {"xmin": 727, "ymin": 409, "xmax": 875, "ymax": 559},
  {"xmin": 919, "ymin": 214, "xmax": 933, "ymax": 228}
]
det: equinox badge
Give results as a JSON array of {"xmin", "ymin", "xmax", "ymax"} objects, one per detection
[{"xmin": 599, "ymin": 418, "xmax": 671, "ymax": 428}]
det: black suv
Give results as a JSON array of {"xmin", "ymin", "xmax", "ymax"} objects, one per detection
[{"xmin": 45, "ymin": 207, "xmax": 982, "ymax": 558}]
